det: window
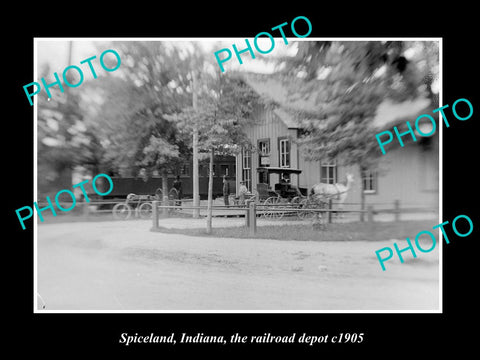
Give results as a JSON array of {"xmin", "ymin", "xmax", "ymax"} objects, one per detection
[
  {"xmin": 242, "ymin": 149, "xmax": 252, "ymax": 191},
  {"xmin": 258, "ymin": 169, "xmax": 269, "ymax": 185},
  {"xmin": 320, "ymin": 161, "xmax": 337, "ymax": 184},
  {"xmin": 258, "ymin": 139, "xmax": 270, "ymax": 167},
  {"xmin": 362, "ymin": 169, "xmax": 377, "ymax": 193},
  {"xmin": 278, "ymin": 138, "xmax": 290, "ymax": 168}
]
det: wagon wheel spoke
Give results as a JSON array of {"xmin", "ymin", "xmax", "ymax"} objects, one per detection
[
  {"xmin": 112, "ymin": 203, "xmax": 132, "ymax": 220},
  {"xmin": 265, "ymin": 197, "xmax": 284, "ymax": 220},
  {"xmin": 262, "ymin": 198, "xmax": 272, "ymax": 219},
  {"xmin": 263, "ymin": 197, "xmax": 276, "ymax": 220},
  {"xmin": 275, "ymin": 198, "xmax": 285, "ymax": 220},
  {"xmin": 138, "ymin": 202, "xmax": 153, "ymax": 219},
  {"xmin": 291, "ymin": 196, "xmax": 302, "ymax": 208},
  {"xmin": 297, "ymin": 199, "xmax": 316, "ymax": 220}
]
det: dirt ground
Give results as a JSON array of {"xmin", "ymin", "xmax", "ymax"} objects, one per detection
[{"xmin": 36, "ymin": 218, "xmax": 440, "ymax": 311}]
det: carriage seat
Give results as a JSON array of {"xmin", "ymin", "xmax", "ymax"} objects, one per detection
[{"xmin": 275, "ymin": 182, "xmax": 300, "ymax": 198}]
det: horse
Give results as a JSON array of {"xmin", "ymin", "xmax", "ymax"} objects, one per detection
[{"xmin": 310, "ymin": 173, "xmax": 354, "ymax": 215}]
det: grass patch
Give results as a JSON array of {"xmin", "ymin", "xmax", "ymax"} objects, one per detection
[{"xmin": 152, "ymin": 219, "xmax": 439, "ymax": 242}]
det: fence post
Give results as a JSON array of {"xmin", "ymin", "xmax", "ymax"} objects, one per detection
[
  {"xmin": 394, "ymin": 199, "xmax": 400, "ymax": 222},
  {"xmin": 328, "ymin": 199, "xmax": 333, "ymax": 223},
  {"xmin": 245, "ymin": 200, "xmax": 250, "ymax": 227},
  {"xmin": 152, "ymin": 200, "xmax": 159, "ymax": 230},
  {"xmin": 367, "ymin": 205, "xmax": 374, "ymax": 233},
  {"xmin": 83, "ymin": 201, "xmax": 89, "ymax": 220},
  {"xmin": 162, "ymin": 195, "xmax": 169, "ymax": 217},
  {"xmin": 249, "ymin": 201, "xmax": 257, "ymax": 236},
  {"xmin": 367, "ymin": 205, "xmax": 374, "ymax": 223}
]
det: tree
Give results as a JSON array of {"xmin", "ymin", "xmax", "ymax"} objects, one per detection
[
  {"xmin": 91, "ymin": 41, "xmax": 194, "ymax": 194},
  {"xmin": 36, "ymin": 41, "xmax": 191, "ymax": 198},
  {"xmin": 166, "ymin": 69, "xmax": 260, "ymax": 233},
  {"xmin": 201, "ymin": 74, "xmax": 260, "ymax": 233},
  {"xmin": 37, "ymin": 53, "xmax": 87, "ymax": 197},
  {"xmin": 277, "ymin": 41, "xmax": 439, "ymax": 219}
]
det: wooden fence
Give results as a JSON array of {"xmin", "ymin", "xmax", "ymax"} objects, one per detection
[
  {"xmin": 150, "ymin": 199, "xmax": 438, "ymax": 235},
  {"xmin": 35, "ymin": 198, "xmax": 437, "ymax": 233}
]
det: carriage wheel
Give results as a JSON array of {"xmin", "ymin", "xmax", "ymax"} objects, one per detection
[
  {"xmin": 169, "ymin": 188, "xmax": 179, "ymax": 199},
  {"xmin": 154, "ymin": 188, "xmax": 164, "ymax": 200},
  {"xmin": 167, "ymin": 188, "xmax": 181, "ymax": 213},
  {"xmin": 112, "ymin": 203, "xmax": 132, "ymax": 220},
  {"xmin": 263, "ymin": 197, "xmax": 284, "ymax": 220},
  {"xmin": 297, "ymin": 199, "xmax": 316, "ymax": 220},
  {"xmin": 263, "ymin": 197, "xmax": 275, "ymax": 220},
  {"xmin": 138, "ymin": 202, "xmax": 153, "ymax": 219},
  {"xmin": 291, "ymin": 196, "xmax": 302, "ymax": 208},
  {"xmin": 276, "ymin": 198, "xmax": 286, "ymax": 220}
]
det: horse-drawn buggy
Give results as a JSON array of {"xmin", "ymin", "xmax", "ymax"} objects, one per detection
[
  {"xmin": 111, "ymin": 165, "xmax": 353, "ymax": 221},
  {"xmin": 235, "ymin": 167, "xmax": 354, "ymax": 221},
  {"xmin": 251, "ymin": 167, "xmax": 305, "ymax": 220},
  {"xmin": 230, "ymin": 167, "xmax": 307, "ymax": 220}
]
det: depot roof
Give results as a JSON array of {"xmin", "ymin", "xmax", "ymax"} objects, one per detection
[{"xmin": 238, "ymin": 72, "xmax": 435, "ymax": 132}]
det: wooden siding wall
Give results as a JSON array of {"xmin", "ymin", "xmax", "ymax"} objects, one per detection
[
  {"xmin": 298, "ymin": 157, "xmax": 320, "ymax": 190},
  {"xmin": 334, "ymin": 144, "xmax": 439, "ymax": 209},
  {"xmin": 286, "ymin": 136, "xmax": 438, "ymax": 209},
  {"xmin": 360, "ymin": 144, "xmax": 438, "ymax": 209},
  {"xmin": 236, "ymin": 106, "xmax": 298, "ymax": 194},
  {"xmin": 237, "ymin": 105, "xmax": 439, "ymax": 209}
]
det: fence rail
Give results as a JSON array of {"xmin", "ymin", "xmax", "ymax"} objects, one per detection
[
  {"xmin": 150, "ymin": 199, "xmax": 437, "ymax": 235},
  {"xmin": 36, "ymin": 198, "xmax": 437, "ymax": 233}
]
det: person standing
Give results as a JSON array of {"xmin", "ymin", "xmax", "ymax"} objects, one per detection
[
  {"xmin": 222, "ymin": 175, "xmax": 230, "ymax": 206},
  {"xmin": 172, "ymin": 175, "xmax": 183, "ymax": 206},
  {"xmin": 238, "ymin": 180, "xmax": 248, "ymax": 205}
]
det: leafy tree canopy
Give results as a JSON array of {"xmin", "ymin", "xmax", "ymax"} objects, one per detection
[{"xmin": 276, "ymin": 40, "xmax": 439, "ymax": 167}]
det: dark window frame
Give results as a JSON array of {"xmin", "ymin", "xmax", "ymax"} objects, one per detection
[{"xmin": 278, "ymin": 137, "xmax": 291, "ymax": 168}]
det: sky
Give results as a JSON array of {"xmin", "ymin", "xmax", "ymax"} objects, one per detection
[
  {"xmin": 35, "ymin": 38, "xmax": 299, "ymax": 77},
  {"xmin": 35, "ymin": 38, "xmax": 439, "ymax": 88}
]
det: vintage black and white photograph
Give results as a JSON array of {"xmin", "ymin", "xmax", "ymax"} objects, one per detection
[{"xmin": 33, "ymin": 38, "xmax": 441, "ymax": 312}]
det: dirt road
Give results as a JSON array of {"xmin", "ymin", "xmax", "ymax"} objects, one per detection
[{"xmin": 36, "ymin": 219, "xmax": 439, "ymax": 311}]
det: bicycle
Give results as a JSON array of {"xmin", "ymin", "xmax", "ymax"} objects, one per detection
[{"xmin": 112, "ymin": 193, "xmax": 156, "ymax": 220}]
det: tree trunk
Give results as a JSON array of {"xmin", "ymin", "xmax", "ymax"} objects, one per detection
[
  {"xmin": 206, "ymin": 148, "xmax": 214, "ymax": 234},
  {"xmin": 161, "ymin": 169, "xmax": 169, "ymax": 199},
  {"xmin": 192, "ymin": 70, "xmax": 200, "ymax": 218},
  {"xmin": 359, "ymin": 166, "xmax": 365, "ymax": 222}
]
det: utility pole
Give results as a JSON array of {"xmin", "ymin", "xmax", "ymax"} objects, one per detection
[
  {"xmin": 192, "ymin": 70, "xmax": 200, "ymax": 218},
  {"xmin": 64, "ymin": 41, "xmax": 73, "ymax": 104},
  {"xmin": 64, "ymin": 41, "xmax": 73, "ymax": 113},
  {"xmin": 206, "ymin": 147, "xmax": 214, "ymax": 233},
  {"xmin": 64, "ymin": 41, "xmax": 74, "ymax": 190}
]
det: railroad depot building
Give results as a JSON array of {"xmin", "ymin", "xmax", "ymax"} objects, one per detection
[{"xmin": 235, "ymin": 74, "xmax": 439, "ymax": 212}]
